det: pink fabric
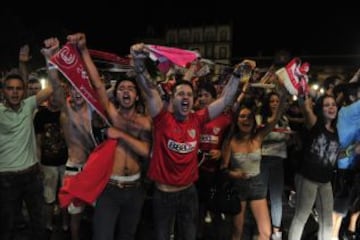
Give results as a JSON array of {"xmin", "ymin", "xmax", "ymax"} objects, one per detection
[
  {"xmin": 58, "ymin": 139, "xmax": 117, "ymax": 207},
  {"xmin": 146, "ymin": 45, "xmax": 200, "ymax": 73},
  {"xmin": 49, "ymin": 43, "xmax": 109, "ymax": 124}
]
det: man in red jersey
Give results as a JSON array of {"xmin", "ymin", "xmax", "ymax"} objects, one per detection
[{"xmin": 130, "ymin": 43, "xmax": 252, "ymax": 240}]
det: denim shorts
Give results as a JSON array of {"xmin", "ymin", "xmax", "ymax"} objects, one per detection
[{"xmin": 233, "ymin": 174, "xmax": 267, "ymax": 201}]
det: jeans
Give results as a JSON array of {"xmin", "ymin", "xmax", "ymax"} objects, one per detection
[
  {"xmin": 0, "ymin": 166, "xmax": 46, "ymax": 240},
  {"xmin": 152, "ymin": 185, "xmax": 198, "ymax": 240},
  {"xmin": 233, "ymin": 175, "xmax": 267, "ymax": 201},
  {"xmin": 93, "ymin": 184, "xmax": 145, "ymax": 240},
  {"xmin": 288, "ymin": 174, "xmax": 333, "ymax": 240},
  {"xmin": 260, "ymin": 156, "xmax": 284, "ymax": 228}
]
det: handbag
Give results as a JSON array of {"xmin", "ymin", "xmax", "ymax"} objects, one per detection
[{"xmin": 207, "ymin": 173, "xmax": 241, "ymax": 215}]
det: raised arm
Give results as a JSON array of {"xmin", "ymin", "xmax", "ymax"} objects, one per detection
[
  {"xmin": 36, "ymin": 38, "xmax": 62, "ymax": 105},
  {"xmin": 67, "ymin": 33, "xmax": 114, "ymax": 115},
  {"xmin": 130, "ymin": 43, "xmax": 163, "ymax": 118},
  {"xmin": 300, "ymin": 96, "xmax": 317, "ymax": 129},
  {"xmin": 18, "ymin": 44, "xmax": 30, "ymax": 84},
  {"xmin": 232, "ymin": 80, "xmax": 250, "ymax": 112},
  {"xmin": 208, "ymin": 60, "xmax": 254, "ymax": 120},
  {"xmin": 41, "ymin": 38, "xmax": 65, "ymax": 108}
]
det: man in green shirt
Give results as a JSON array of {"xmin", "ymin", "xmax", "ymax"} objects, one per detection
[{"xmin": 0, "ymin": 38, "xmax": 60, "ymax": 240}]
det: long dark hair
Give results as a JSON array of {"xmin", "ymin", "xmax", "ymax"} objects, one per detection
[
  {"xmin": 227, "ymin": 100, "xmax": 258, "ymax": 142},
  {"xmin": 313, "ymin": 94, "xmax": 338, "ymax": 130},
  {"xmin": 260, "ymin": 91, "xmax": 286, "ymax": 127}
]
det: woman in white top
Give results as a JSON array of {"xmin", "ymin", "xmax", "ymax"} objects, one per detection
[{"xmin": 222, "ymin": 86, "xmax": 286, "ymax": 240}]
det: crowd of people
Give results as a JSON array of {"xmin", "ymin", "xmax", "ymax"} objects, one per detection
[{"xmin": 1, "ymin": 32, "xmax": 360, "ymax": 240}]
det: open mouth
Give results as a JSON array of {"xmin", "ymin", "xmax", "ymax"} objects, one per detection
[
  {"xmin": 181, "ymin": 100, "xmax": 190, "ymax": 111},
  {"xmin": 122, "ymin": 95, "xmax": 131, "ymax": 104}
]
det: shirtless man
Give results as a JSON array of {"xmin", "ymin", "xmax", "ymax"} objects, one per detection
[
  {"xmin": 43, "ymin": 37, "xmax": 99, "ymax": 240},
  {"xmin": 67, "ymin": 33, "xmax": 152, "ymax": 240},
  {"xmin": 63, "ymin": 84, "xmax": 99, "ymax": 239}
]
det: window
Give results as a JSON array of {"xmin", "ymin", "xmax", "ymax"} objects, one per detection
[
  {"xmin": 219, "ymin": 47, "xmax": 227, "ymax": 58},
  {"xmin": 220, "ymin": 30, "xmax": 228, "ymax": 41}
]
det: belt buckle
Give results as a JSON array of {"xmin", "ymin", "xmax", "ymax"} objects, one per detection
[
  {"xmin": 119, "ymin": 182, "xmax": 133, "ymax": 188},
  {"xmin": 117, "ymin": 182, "xmax": 127, "ymax": 188},
  {"xmin": 119, "ymin": 181, "xmax": 139, "ymax": 188}
]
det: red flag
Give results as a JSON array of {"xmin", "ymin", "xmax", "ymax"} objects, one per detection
[
  {"xmin": 276, "ymin": 58, "xmax": 310, "ymax": 96},
  {"xmin": 58, "ymin": 139, "xmax": 117, "ymax": 207},
  {"xmin": 49, "ymin": 43, "xmax": 109, "ymax": 124}
]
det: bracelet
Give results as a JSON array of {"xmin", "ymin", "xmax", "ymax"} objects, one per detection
[{"xmin": 241, "ymin": 90, "xmax": 247, "ymax": 94}]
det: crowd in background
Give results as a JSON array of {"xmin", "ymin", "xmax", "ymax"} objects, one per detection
[{"xmin": 1, "ymin": 33, "xmax": 360, "ymax": 240}]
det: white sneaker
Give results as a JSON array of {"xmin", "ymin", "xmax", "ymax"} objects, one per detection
[
  {"xmin": 288, "ymin": 190, "xmax": 296, "ymax": 208},
  {"xmin": 311, "ymin": 208, "xmax": 319, "ymax": 222},
  {"xmin": 204, "ymin": 211, "xmax": 212, "ymax": 223},
  {"xmin": 271, "ymin": 232, "xmax": 282, "ymax": 240}
]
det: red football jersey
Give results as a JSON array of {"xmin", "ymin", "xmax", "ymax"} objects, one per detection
[{"xmin": 148, "ymin": 108, "xmax": 209, "ymax": 186}]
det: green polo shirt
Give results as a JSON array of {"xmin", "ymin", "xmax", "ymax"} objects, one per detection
[{"xmin": 0, "ymin": 96, "xmax": 38, "ymax": 172}]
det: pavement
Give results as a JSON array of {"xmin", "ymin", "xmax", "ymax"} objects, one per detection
[{"xmin": 13, "ymin": 189, "xmax": 323, "ymax": 240}]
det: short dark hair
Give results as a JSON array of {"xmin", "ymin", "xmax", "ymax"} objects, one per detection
[
  {"xmin": 171, "ymin": 80, "xmax": 194, "ymax": 96},
  {"xmin": 4, "ymin": 73, "xmax": 24, "ymax": 86},
  {"xmin": 113, "ymin": 77, "xmax": 143, "ymax": 110},
  {"xmin": 28, "ymin": 78, "xmax": 40, "ymax": 85},
  {"xmin": 197, "ymin": 82, "xmax": 217, "ymax": 99}
]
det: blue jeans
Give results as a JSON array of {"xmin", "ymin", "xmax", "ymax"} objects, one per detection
[
  {"xmin": 260, "ymin": 156, "xmax": 284, "ymax": 228},
  {"xmin": 0, "ymin": 165, "xmax": 46, "ymax": 240},
  {"xmin": 93, "ymin": 184, "xmax": 145, "ymax": 240},
  {"xmin": 152, "ymin": 185, "xmax": 198, "ymax": 240}
]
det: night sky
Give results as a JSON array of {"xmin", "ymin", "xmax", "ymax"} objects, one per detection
[{"xmin": 1, "ymin": 3, "xmax": 359, "ymax": 70}]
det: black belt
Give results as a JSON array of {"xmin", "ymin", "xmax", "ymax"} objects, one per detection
[
  {"xmin": 65, "ymin": 166, "xmax": 83, "ymax": 172},
  {"xmin": 0, "ymin": 164, "xmax": 39, "ymax": 176},
  {"xmin": 108, "ymin": 179, "xmax": 141, "ymax": 188}
]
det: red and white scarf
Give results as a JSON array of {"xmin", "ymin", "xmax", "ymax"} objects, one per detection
[{"xmin": 49, "ymin": 43, "xmax": 109, "ymax": 124}]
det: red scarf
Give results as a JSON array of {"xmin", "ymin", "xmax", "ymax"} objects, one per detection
[{"xmin": 49, "ymin": 43, "xmax": 109, "ymax": 124}]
